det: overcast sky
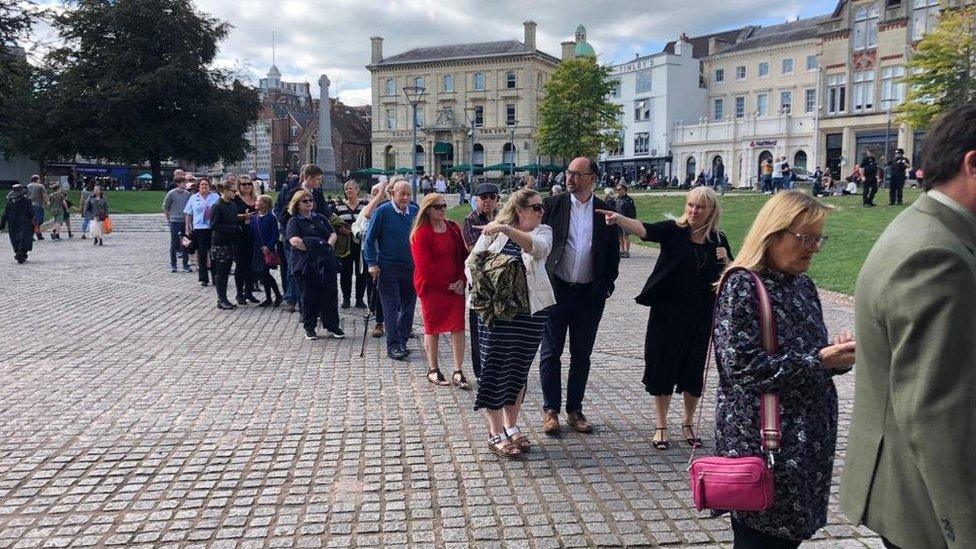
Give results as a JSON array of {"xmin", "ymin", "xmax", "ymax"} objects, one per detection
[{"xmin": 28, "ymin": 0, "xmax": 840, "ymax": 106}]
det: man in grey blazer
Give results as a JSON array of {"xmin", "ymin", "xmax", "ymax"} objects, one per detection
[{"xmin": 841, "ymin": 105, "xmax": 976, "ymax": 549}]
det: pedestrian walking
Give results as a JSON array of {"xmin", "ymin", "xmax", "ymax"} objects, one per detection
[
  {"xmin": 860, "ymin": 151, "xmax": 879, "ymax": 207},
  {"xmin": 85, "ymin": 186, "xmax": 109, "ymax": 246},
  {"xmin": 841, "ymin": 105, "xmax": 976, "ymax": 549},
  {"xmin": 335, "ymin": 180, "xmax": 370, "ymax": 309},
  {"xmin": 613, "ymin": 184, "xmax": 636, "ymax": 258},
  {"xmin": 26, "ymin": 175, "xmax": 47, "ymax": 241},
  {"xmin": 162, "ymin": 173, "xmax": 192, "ymax": 272},
  {"xmin": 79, "ymin": 181, "xmax": 93, "ymax": 240},
  {"xmin": 251, "ymin": 195, "xmax": 283, "ymax": 307},
  {"xmin": 183, "ymin": 178, "xmax": 219, "ymax": 286},
  {"xmin": 1, "ymin": 184, "xmax": 35, "ymax": 263},
  {"xmin": 234, "ymin": 176, "xmax": 260, "ymax": 304},
  {"xmin": 771, "ymin": 157, "xmax": 786, "ymax": 193},
  {"xmin": 48, "ymin": 184, "xmax": 68, "ymax": 241},
  {"xmin": 886, "ymin": 148, "xmax": 910, "ymax": 206},
  {"xmin": 210, "ymin": 180, "xmax": 244, "ymax": 310},
  {"xmin": 461, "ymin": 183, "xmax": 500, "ymax": 380},
  {"xmin": 467, "ymin": 188, "xmax": 554, "ymax": 458},
  {"xmin": 363, "ymin": 179, "xmax": 418, "ymax": 360},
  {"xmin": 713, "ymin": 190, "xmax": 854, "ymax": 548},
  {"xmin": 713, "ymin": 158, "xmax": 726, "ymax": 195},
  {"xmin": 760, "ymin": 159, "xmax": 774, "ymax": 194},
  {"xmin": 286, "ymin": 189, "xmax": 344, "ymax": 340},
  {"xmin": 410, "ymin": 193, "xmax": 469, "ymax": 389},
  {"xmin": 539, "ymin": 157, "xmax": 620, "ymax": 435},
  {"xmin": 597, "ymin": 186, "xmax": 731, "ymax": 450}
]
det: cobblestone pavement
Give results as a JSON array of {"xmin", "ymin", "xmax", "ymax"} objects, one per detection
[{"xmin": 0, "ymin": 216, "xmax": 880, "ymax": 548}]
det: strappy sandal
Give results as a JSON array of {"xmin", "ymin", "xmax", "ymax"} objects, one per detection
[
  {"xmin": 505, "ymin": 426, "xmax": 531, "ymax": 452},
  {"xmin": 653, "ymin": 427, "xmax": 670, "ymax": 450},
  {"xmin": 426, "ymin": 368, "xmax": 449, "ymax": 386},
  {"xmin": 488, "ymin": 433, "xmax": 522, "ymax": 459},
  {"xmin": 451, "ymin": 371, "xmax": 470, "ymax": 390},
  {"xmin": 682, "ymin": 425, "xmax": 703, "ymax": 448}
]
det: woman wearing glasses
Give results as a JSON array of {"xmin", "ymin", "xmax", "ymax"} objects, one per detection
[
  {"xmin": 286, "ymin": 190, "xmax": 344, "ymax": 341},
  {"xmin": 712, "ymin": 190, "xmax": 854, "ymax": 547},
  {"xmin": 410, "ymin": 193, "xmax": 470, "ymax": 389},
  {"xmin": 234, "ymin": 175, "xmax": 260, "ymax": 304},
  {"xmin": 597, "ymin": 186, "xmax": 731, "ymax": 450}
]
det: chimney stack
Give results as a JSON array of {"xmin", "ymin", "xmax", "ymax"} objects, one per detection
[
  {"xmin": 370, "ymin": 36, "xmax": 383, "ymax": 64},
  {"xmin": 561, "ymin": 40, "xmax": 575, "ymax": 61},
  {"xmin": 523, "ymin": 21, "xmax": 537, "ymax": 52}
]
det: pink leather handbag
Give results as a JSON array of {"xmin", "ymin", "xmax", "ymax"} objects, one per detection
[{"xmin": 689, "ymin": 267, "xmax": 781, "ymax": 513}]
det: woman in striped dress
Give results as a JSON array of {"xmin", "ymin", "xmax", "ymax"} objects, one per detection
[{"xmin": 467, "ymin": 189, "xmax": 555, "ymax": 459}]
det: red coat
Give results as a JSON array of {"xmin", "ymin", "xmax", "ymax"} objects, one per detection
[{"xmin": 411, "ymin": 221, "xmax": 467, "ymax": 334}]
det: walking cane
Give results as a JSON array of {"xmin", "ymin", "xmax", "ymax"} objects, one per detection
[{"xmin": 360, "ymin": 287, "xmax": 374, "ymax": 358}]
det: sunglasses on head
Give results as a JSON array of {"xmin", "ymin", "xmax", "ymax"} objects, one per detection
[
  {"xmin": 431, "ymin": 204, "xmax": 448, "ymax": 211},
  {"xmin": 525, "ymin": 203, "xmax": 544, "ymax": 212},
  {"xmin": 478, "ymin": 193, "xmax": 498, "ymax": 200}
]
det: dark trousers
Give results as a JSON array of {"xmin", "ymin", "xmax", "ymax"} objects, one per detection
[
  {"xmin": 260, "ymin": 269, "xmax": 281, "ymax": 301},
  {"xmin": 194, "ymin": 229, "xmax": 213, "ymax": 283},
  {"xmin": 213, "ymin": 258, "xmax": 233, "ymax": 303},
  {"xmin": 760, "ymin": 175, "xmax": 772, "ymax": 193},
  {"xmin": 297, "ymin": 271, "xmax": 340, "ymax": 332},
  {"xmin": 889, "ymin": 180, "xmax": 904, "ymax": 205},
  {"xmin": 731, "ymin": 519, "xmax": 801, "ymax": 549},
  {"xmin": 235, "ymin": 237, "xmax": 255, "ymax": 298},
  {"xmin": 863, "ymin": 178, "xmax": 878, "ymax": 205},
  {"xmin": 367, "ymin": 273, "xmax": 384, "ymax": 324},
  {"xmin": 469, "ymin": 308, "xmax": 482, "ymax": 378},
  {"xmin": 339, "ymin": 242, "xmax": 367, "ymax": 304},
  {"xmin": 169, "ymin": 222, "xmax": 189, "ymax": 269},
  {"xmin": 376, "ymin": 263, "xmax": 415, "ymax": 352},
  {"xmin": 539, "ymin": 279, "xmax": 606, "ymax": 414}
]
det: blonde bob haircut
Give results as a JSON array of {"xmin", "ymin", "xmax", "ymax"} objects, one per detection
[
  {"xmin": 677, "ymin": 186, "xmax": 722, "ymax": 242},
  {"xmin": 409, "ymin": 192, "xmax": 449, "ymax": 244},
  {"xmin": 494, "ymin": 188, "xmax": 541, "ymax": 227},
  {"xmin": 287, "ymin": 189, "xmax": 313, "ymax": 216},
  {"xmin": 725, "ymin": 190, "xmax": 834, "ymax": 275}
]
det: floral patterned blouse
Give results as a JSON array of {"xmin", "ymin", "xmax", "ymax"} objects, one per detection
[{"xmin": 712, "ymin": 268, "xmax": 847, "ymax": 540}]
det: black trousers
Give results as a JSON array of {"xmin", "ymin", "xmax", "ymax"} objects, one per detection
[
  {"xmin": 731, "ymin": 519, "xmax": 801, "ymax": 549},
  {"xmin": 889, "ymin": 180, "xmax": 904, "ymax": 205},
  {"xmin": 235, "ymin": 236, "xmax": 255, "ymax": 298},
  {"xmin": 194, "ymin": 229, "xmax": 213, "ymax": 283},
  {"xmin": 260, "ymin": 268, "xmax": 281, "ymax": 301},
  {"xmin": 339, "ymin": 242, "xmax": 367, "ymax": 304},
  {"xmin": 367, "ymin": 274, "xmax": 384, "ymax": 324},
  {"xmin": 213, "ymin": 258, "xmax": 233, "ymax": 303},
  {"xmin": 469, "ymin": 309, "xmax": 482, "ymax": 379},
  {"xmin": 297, "ymin": 271, "xmax": 340, "ymax": 332},
  {"xmin": 863, "ymin": 178, "xmax": 878, "ymax": 205}
]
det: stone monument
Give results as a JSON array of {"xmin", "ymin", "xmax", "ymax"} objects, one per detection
[{"xmin": 317, "ymin": 74, "xmax": 338, "ymax": 188}]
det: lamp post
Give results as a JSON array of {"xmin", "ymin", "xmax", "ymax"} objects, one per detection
[
  {"xmin": 506, "ymin": 119, "xmax": 519, "ymax": 192},
  {"xmin": 464, "ymin": 107, "xmax": 478, "ymax": 198},
  {"xmin": 402, "ymin": 85, "xmax": 425, "ymax": 197},
  {"xmin": 882, "ymin": 97, "xmax": 897, "ymax": 187}
]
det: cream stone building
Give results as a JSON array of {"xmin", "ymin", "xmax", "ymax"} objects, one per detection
[
  {"xmin": 671, "ymin": 17, "xmax": 827, "ymax": 187},
  {"xmin": 366, "ymin": 22, "xmax": 562, "ymax": 176}
]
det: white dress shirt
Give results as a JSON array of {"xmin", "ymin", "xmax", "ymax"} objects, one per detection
[{"xmin": 554, "ymin": 193, "xmax": 595, "ymax": 284}]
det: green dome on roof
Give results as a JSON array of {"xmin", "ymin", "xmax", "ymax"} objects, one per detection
[{"xmin": 573, "ymin": 24, "xmax": 595, "ymax": 59}]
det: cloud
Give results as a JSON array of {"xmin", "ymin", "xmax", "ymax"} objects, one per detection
[{"xmin": 338, "ymin": 88, "xmax": 371, "ymax": 107}]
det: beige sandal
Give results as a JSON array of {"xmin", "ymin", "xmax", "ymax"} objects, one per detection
[
  {"xmin": 505, "ymin": 426, "xmax": 531, "ymax": 452},
  {"xmin": 488, "ymin": 434, "xmax": 522, "ymax": 459}
]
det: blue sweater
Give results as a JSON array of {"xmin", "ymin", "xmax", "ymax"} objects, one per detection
[{"xmin": 363, "ymin": 201, "xmax": 418, "ymax": 267}]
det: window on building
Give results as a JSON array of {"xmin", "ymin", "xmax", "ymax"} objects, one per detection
[
  {"xmin": 634, "ymin": 132, "xmax": 650, "ymax": 155},
  {"xmin": 854, "ymin": 3, "xmax": 880, "ymax": 51},
  {"xmin": 912, "ymin": 0, "xmax": 941, "ymax": 41},
  {"xmin": 473, "ymin": 72, "xmax": 485, "ymax": 91},
  {"xmin": 758, "ymin": 62, "xmax": 769, "ymax": 78},
  {"xmin": 713, "ymin": 98, "xmax": 724, "ymax": 120},
  {"xmin": 780, "ymin": 91, "xmax": 793, "ymax": 114},
  {"xmin": 636, "ymin": 70, "xmax": 652, "ymax": 93},
  {"xmin": 610, "ymin": 79, "xmax": 621, "ymax": 97},
  {"xmin": 757, "ymin": 93, "xmax": 769, "ymax": 116},
  {"xmin": 414, "ymin": 76, "xmax": 425, "ymax": 90},
  {"xmin": 881, "ymin": 65, "xmax": 906, "ymax": 106},
  {"xmin": 806, "ymin": 55, "xmax": 819, "ymax": 71},
  {"xmin": 473, "ymin": 105, "xmax": 484, "ymax": 127},
  {"xmin": 385, "ymin": 108, "xmax": 396, "ymax": 130},
  {"xmin": 827, "ymin": 74, "xmax": 847, "ymax": 114},
  {"xmin": 782, "ymin": 58, "xmax": 795, "ymax": 75},
  {"xmin": 853, "ymin": 69, "xmax": 875, "ymax": 111},
  {"xmin": 634, "ymin": 99, "xmax": 650, "ymax": 122},
  {"xmin": 736, "ymin": 66, "xmax": 746, "ymax": 80},
  {"xmin": 443, "ymin": 74, "xmax": 454, "ymax": 92},
  {"xmin": 506, "ymin": 71, "xmax": 516, "ymax": 89},
  {"xmin": 608, "ymin": 131, "xmax": 624, "ymax": 157},
  {"xmin": 506, "ymin": 104, "xmax": 516, "ymax": 125},
  {"xmin": 385, "ymin": 78, "xmax": 395, "ymax": 96},
  {"xmin": 735, "ymin": 96, "xmax": 745, "ymax": 118},
  {"xmin": 714, "ymin": 68, "xmax": 725, "ymax": 84},
  {"xmin": 804, "ymin": 88, "xmax": 817, "ymax": 113}
]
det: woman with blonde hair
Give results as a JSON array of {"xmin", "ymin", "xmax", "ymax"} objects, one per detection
[
  {"xmin": 410, "ymin": 193, "xmax": 470, "ymax": 388},
  {"xmin": 467, "ymin": 188, "xmax": 554, "ymax": 459},
  {"xmin": 597, "ymin": 186, "xmax": 732, "ymax": 450},
  {"xmin": 712, "ymin": 190, "xmax": 854, "ymax": 547},
  {"xmin": 286, "ymin": 189, "xmax": 343, "ymax": 340}
]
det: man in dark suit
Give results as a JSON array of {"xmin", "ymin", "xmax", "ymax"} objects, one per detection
[
  {"xmin": 860, "ymin": 151, "xmax": 879, "ymax": 207},
  {"xmin": 887, "ymin": 148, "xmax": 910, "ymax": 206},
  {"xmin": 539, "ymin": 157, "xmax": 620, "ymax": 435}
]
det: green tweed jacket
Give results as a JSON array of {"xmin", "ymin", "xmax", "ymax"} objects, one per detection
[{"xmin": 841, "ymin": 193, "xmax": 976, "ymax": 548}]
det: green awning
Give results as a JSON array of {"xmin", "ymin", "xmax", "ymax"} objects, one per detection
[{"xmin": 433, "ymin": 142, "xmax": 453, "ymax": 155}]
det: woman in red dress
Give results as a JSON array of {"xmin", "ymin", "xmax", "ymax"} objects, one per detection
[{"xmin": 410, "ymin": 193, "xmax": 471, "ymax": 389}]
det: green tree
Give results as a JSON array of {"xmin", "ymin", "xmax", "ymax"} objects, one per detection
[
  {"xmin": 45, "ymin": 0, "xmax": 260, "ymax": 186},
  {"xmin": 536, "ymin": 57, "xmax": 622, "ymax": 160},
  {"xmin": 899, "ymin": 3, "xmax": 976, "ymax": 129},
  {"xmin": 0, "ymin": 1, "xmax": 42, "ymax": 151}
]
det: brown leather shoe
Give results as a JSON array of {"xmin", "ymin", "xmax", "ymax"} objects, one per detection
[
  {"xmin": 371, "ymin": 323, "xmax": 384, "ymax": 338},
  {"xmin": 542, "ymin": 410, "xmax": 560, "ymax": 435},
  {"xmin": 566, "ymin": 411, "xmax": 593, "ymax": 433}
]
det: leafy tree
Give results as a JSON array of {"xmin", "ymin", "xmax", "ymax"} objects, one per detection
[
  {"xmin": 536, "ymin": 57, "xmax": 622, "ymax": 160},
  {"xmin": 0, "ymin": 1, "xmax": 42, "ymax": 151},
  {"xmin": 45, "ymin": 0, "xmax": 260, "ymax": 185},
  {"xmin": 899, "ymin": 3, "xmax": 976, "ymax": 129}
]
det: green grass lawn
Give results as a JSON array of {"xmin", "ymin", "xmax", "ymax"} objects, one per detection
[
  {"xmin": 450, "ymin": 189, "xmax": 921, "ymax": 295},
  {"xmin": 1, "ymin": 190, "xmax": 170, "ymax": 215}
]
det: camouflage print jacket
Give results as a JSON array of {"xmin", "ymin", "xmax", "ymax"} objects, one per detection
[{"xmin": 466, "ymin": 250, "xmax": 529, "ymax": 327}]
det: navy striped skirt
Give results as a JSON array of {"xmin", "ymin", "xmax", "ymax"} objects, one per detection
[{"xmin": 473, "ymin": 311, "xmax": 547, "ymax": 411}]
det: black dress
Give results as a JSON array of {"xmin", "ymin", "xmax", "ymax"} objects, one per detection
[
  {"xmin": 233, "ymin": 196, "xmax": 258, "ymax": 298},
  {"xmin": 0, "ymin": 195, "xmax": 34, "ymax": 262}
]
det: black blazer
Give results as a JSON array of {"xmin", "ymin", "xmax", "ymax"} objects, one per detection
[
  {"xmin": 634, "ymin": 220, "xmax": 732, "ymax": 306},
  {"xmin": 542, "ymin": 192, "xmax": 620, "ymax": 303}
]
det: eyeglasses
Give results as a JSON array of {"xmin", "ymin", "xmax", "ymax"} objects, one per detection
[
  {"xmin": 525, "ymin": 203, "xmax": 544, "ymax": 212},
  {"xmin": 566, "ymin": 170, "xmax": 594, "ymax": 179},
  {"xmin": 431, "ymin": 204, "xmax": 448, "ymax": 211},
  {"xmin": 299, "ymin": 199, "xmax": 313, "ymax": 204},
  {"xmin": 240, "ymin": 183, "xmax": 253, "ymax": 186},
  {"xmin": 478, "ymin": 193, "xmax": 499, "ymax": 200},
  {"xmin": 785, "ymin": 232, "xmax": 828, "ymax": 249}
]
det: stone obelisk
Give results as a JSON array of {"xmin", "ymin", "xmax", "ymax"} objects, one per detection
[{"xmin": 317, "ymin": 74, "xmax": 338, "ymax": 189}]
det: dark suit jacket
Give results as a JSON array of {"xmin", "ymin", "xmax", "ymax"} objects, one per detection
[
  {"xmin": 634, "ymin": 220, "xmax": 731, "ymax": 306},
  {"xmin": 542, "ymin": 192, "xmax": 620, "ymax": 303}
]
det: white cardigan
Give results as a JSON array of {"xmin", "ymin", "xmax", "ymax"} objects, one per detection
[{"xmin": 466, "ymin": 224, "xmax": 556, "ymax": 315}]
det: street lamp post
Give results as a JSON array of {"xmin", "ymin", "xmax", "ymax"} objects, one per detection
[
  {"xmin": 464, "ymin": 107, "xmax": 478, "ymax": 199},
  {"xmin": 507, "ymin": 119, "xmax": 519, "ymax": 192},
  {"xmin": 882, "ymin": 97, "xmax": 897, "ymax": 187},
  {"xmin": 402, "ymin": 85, "xmax": 426, "ymax": 197}
]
